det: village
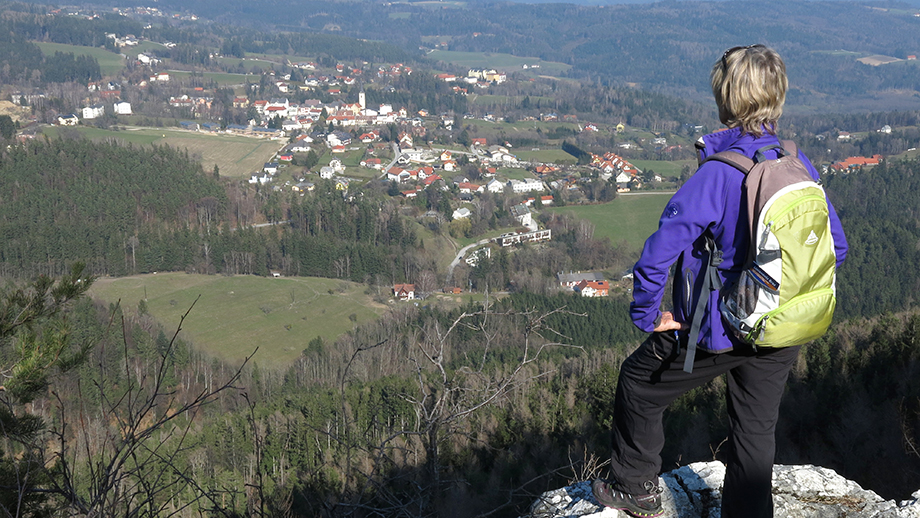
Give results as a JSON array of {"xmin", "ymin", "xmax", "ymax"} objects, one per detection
[{"xmin": 19, "ymin": 25, "xmax": 893, "ymax": 307}]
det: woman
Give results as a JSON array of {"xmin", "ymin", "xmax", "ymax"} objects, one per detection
[{"xmin": 591, "ymin": 44, "xmax": 848, "ymax": 518}]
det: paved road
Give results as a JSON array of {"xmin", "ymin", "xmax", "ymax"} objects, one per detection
[
  {"xmin": 447, "ymin": 237, "xmax": 493, "ymax": 281},
  {"xmin": 619, "ymin": 191, "xmax": 677, "ymax": 196}
]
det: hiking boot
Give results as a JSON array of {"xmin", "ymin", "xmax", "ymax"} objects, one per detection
[{"xmin": 591, "ymin": 478, "xmax": 663, "ymax": 518}]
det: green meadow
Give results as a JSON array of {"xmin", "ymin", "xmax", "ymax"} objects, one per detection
[
  {"xmin": 88, "ymin": 273, "xmax": 388, "ymax": 369},
  {"xmin": 629, "ymin": 159, "xmax": 695, "ymax": 178},
  {"xmin": 42, "ymin": 126, "xmax": 283, "ymax": 179},
  {"xmin": 34, "ymin": 41, "xmax": 126, "ymax": 75},
  {"xmin": 167, "ymin": 70, "xmax": 255, "ymax": 86},
  {"xmin": 465, "ymin": 119, "xmax": 581, "ymax": 133},
  {"xmin": 513, "ymin": 148, "xmax": 576, "ymax": 165},
  {"xmin": 429, "ymin": 50, "xmax": 571, "ymax": 75},
  {"xmin": 549, "ymin": 193, "xmax": 674, "ymax": 252},
  {"xmin": 500, "ymin": 168, "xmax": 536, "ymax": 180}
]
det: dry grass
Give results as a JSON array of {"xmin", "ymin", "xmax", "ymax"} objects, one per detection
[{"xmin": 89, "ymin": 273, "xmax": 389, "ymax": 370}]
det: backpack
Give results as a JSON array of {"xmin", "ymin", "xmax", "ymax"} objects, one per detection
[{"xmin": 684, "ymin": 141, "xmax": 837, "ymax": 372}]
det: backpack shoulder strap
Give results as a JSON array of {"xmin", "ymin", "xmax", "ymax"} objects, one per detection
[
  {"xmin": 705, "ymin": 141, "xmax": 798, "ymax": 171},
  {"xmin": 702, "ymin": 150, "xmax": 754, "ymax": 174}
]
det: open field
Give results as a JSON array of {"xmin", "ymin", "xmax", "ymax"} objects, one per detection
[
  {"xmin": 159, "ymin": 131, "xmax": 286, "ymax": 178},
  {"xmin": 429, "ymin": 50, "xmax": 571, "ymax": 75},
  {"xmin": 42, "ymin": 126, "xmax": 283, "ymax": 178},
  {"xmin": 629, "ymin": 159, "xmax": 695, "ymax": 178},
  {"xmin": 88, "ymin": 273, "xmax": 389, "ymax": 369},
  {"xmin": 500, "ymin": 168, "xmax": 537, "ymax": 180},
  {"xmin": 857, "ymin": 55, "xmax": 902, "ymax": 66},
  {"xmin": 548, "ymin": 193, "xmax": 674, "ymax": 252},
  {"xmin": 217, "ymin": 57, "xmax": 279, "ymax": 68},
  {"xmin": 43, "ymin": 125, "xmax": 164, "ymax": 146},
  {"xmin": 469, "ymin": 94, "xmax": 556, "ymax": 107},
  {"xmin": 513, "ymin": 148, "xmax": 576, "ymax": 165},
  {"xmin": 167, "ymin": 70, "xmax": 256, "ymax": 86},
  {"xmin": 34, "ymin": 41, "xmax": 126, "ymax": 75},
  {"xmin": 465, "ymin": 119, "xmax": 581, "ymax": 133}
]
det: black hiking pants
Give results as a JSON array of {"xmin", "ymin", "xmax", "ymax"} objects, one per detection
[{"xmin": 609, "ymin": 331, "xmax": 800, "ymax": 518}]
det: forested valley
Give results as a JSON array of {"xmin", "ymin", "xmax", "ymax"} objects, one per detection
[
  {"xmin": 0, "ymin": 131, "xmax": 918, "ymax": 516},
  {"xmin": 2, "ymin": 0, "xmax": 920, "ymax": 514}
]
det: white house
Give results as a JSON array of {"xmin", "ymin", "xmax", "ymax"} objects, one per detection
[
  {"xmin": 507, "ymin": 178, "xmax": 545, "ymax": 193},
  {"xmin": 114, "ymin": 101, "xmax": 132, "ymax": 115},
  {"xmin": 393, "ymin": 283, "xmax": 416, "ymax": 300},
  {"xmin": 557, "ymin": 271, "xmax": 606, "ymax": 288},
  {"xmin": 486, "ymin": 178, "xmax": 505, "ymax": 193},
  {"xmin": 452, "ymin": 207, "xmax": 471, "ymax": 220},
  {"xmin": 82, "ymin": 104, "xmax": 105, "ymax": 119},
  {"xmin": 510, "ymin": 204, "xmax": 532, "ymax": 227},
  {"xmin": 57, "ymin": 114, "xmax": 79, "ymax": 126},
  {"xmin": 282, "ymin": 119, "xmax": 302, "ymax": 132},
  {"xmin": 319, "ymin": 166, "xmax": 335, "ymax": 179}
]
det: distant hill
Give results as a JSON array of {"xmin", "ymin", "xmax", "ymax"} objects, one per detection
[{"xmin": 61, "ymin": 0, "xmax": 920, "ymax": 112}]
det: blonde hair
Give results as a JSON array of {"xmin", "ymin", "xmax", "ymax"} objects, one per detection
[{"xmin": 711, "ymin": 45, "xmax": 787, "ymax": 136}]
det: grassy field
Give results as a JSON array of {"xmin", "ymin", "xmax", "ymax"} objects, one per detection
[
  {"xmin": 43, "ymin": 125, "xmax": 162, "ymax": 146},
  {"xmin": 513, "ymin": 148, "xmax": 576, "ymax": 165},
  {"xmin": 549, "ymin": 193, "xmax": 674, "ymax": 252},
  {"xmin": 465, "ymin": 119, "xmax": 581, "ymax": 133},
  {"xmin": 34, "ymin": 41, "xmax": 126, "ymax": 75},
  {"xmin": 501, "ymin": 168, "xmax": 536, "ymax": 180},
  {"xmin": 167, "ymin": 70, "xmax": 255, "ymax": 86},
  {"xmin": 43, "ymin": 126, "xmax": 283, "ymax": 179},
  {"xmin": 429, "ymin": 50, "xmax": 571, "ymax": 75},
  {"xmin": 216, "ymin": 57, "xmax": 279, "ymax": 68},
  {"xmin": 88, "ymin": 273, "xmax": 389, "ymax": 369},
  {"xmin": 629, "ymin": 159, "xmax": 695, "ymax": 178}
]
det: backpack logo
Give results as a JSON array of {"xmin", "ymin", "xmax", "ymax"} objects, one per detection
[{"xmin": 805, "ymin": 230, "xmax": 819, "ymax": 246}]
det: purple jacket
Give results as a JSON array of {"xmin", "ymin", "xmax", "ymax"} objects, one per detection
[{"xmin": 630, "ymin": 127, "xmax": 848, "ymax": 352}]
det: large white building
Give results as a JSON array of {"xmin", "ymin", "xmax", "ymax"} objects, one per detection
[
  {"xmin": 114, "ymin": 101, "xmax": 132, "ymax": 115},
  {"xmin": 82, "ymin": 104, "xmax": 105, "ymax": 119},
  {"xmin": 507, "ymin": 178, "xmax": 545, "ymax": 193}
]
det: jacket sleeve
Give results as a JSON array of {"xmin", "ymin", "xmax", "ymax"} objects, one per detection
[
  {"xmin": 630, "ymin": 166, "xmax": 731, "ymax": 332},
  {"xmin": 799, "ymin": 151, "xmax": 848, "ymax": 268}
]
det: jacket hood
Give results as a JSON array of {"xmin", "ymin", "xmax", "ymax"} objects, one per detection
[{"xmin": 695, "ymin": 127, "xmax": 783, "ymax": 163}]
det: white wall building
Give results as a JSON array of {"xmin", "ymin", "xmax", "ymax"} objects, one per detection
[
  {"xmin": 82, "ymin": 104, "xmax": 105, "ymax": 119},
  {"xmin": 114, "ymin": 101, "xmax": 132, "ymax": 115},
  {"xmin": 507, "ymin": 178, "xmax": 545, "ymax": 193}
]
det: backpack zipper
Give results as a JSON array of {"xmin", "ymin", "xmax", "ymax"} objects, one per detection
[{"xmin": 766, "ymin": 193, "xmax": 826, "ymax": 229}]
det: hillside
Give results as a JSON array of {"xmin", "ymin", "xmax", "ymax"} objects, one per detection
[{"xmin": 86, "ymin": 0, "xmax": 920, "ymax": 112}]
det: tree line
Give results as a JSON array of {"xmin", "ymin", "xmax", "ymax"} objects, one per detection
[{"xmin": 8, "ymin": 277, "xmax": 916, "ymax": 517}]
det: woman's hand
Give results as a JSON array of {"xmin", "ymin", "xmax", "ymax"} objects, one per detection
[{"xmin": 654, "ymin": 311, "xmax": 688, "ymax": 333}]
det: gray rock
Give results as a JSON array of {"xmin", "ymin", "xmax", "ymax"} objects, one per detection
[{"xmin": 525, "ymin": 462, "xmax": 920, "ymax": 518}]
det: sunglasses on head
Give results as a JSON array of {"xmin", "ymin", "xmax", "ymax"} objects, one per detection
[{"xmin": 721, "ymin": 44, "xmax": 766, "ymax": 68}]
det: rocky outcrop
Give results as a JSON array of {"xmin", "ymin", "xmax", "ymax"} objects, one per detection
[{"xmin": 526, "ymin": 462, "xmax": 920, "ymax": 518}]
